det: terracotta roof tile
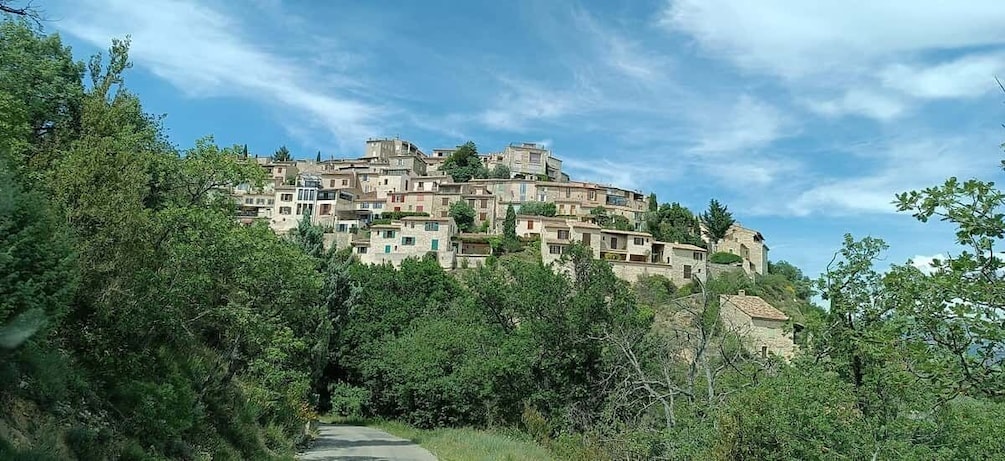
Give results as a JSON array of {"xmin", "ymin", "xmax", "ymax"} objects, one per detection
[{"xmin": 722, "ymin": 295, "xmax": 788, "ymax": 321}]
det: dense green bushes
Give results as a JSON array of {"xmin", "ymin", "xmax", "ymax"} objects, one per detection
[{"xmin": 709, "ymin": 251, "xmax": 742, "ymax": 264}]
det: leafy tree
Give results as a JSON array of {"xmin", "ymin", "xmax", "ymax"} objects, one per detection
[
  {"xmin": 709, "ymin": 251, "xmax": 742, "ymax": 265},
  {"xmin": 441, "ymin": 141, "xmax": 488, "ymax": 182},
  {"xmin": 450, "ymin": 200, "xmax": 476, "ymax": 232},
  {"xmin": 645, "ymin": 202, "xmax": 704, "ymax": 247},
  {"xmin": 273, "ymin": 145, "xmax": 292, "ymax": 161},
  {"xmin": 517, "ymin": 201, "xmax": 557, "ymax": 217},
  {"xmin": 768, "ymin": 260, "xmax": 814, "ymax": 301},
  {"xmin": 489, "ymin": 163, "xmax": 511, "ymax": 179},
  {"xmin": 700, "ymin": 199, "xmax": 735, "ymax": 250},
  {"xmin": 648, "ymin": 193, "xmax": 658, "ymax": 212}
]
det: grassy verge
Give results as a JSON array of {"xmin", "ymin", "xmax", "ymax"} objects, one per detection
[
  {"xmin": 374, "ymin": 420, "xmax": 556, "ymax": 461},
  {"xmin": 317, "ymin": 416, "xmax": 556, "ymax": 461}
]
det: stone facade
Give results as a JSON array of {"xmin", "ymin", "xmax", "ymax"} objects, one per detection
[
  {"xmin": 710, "ymin": 223, "xmax": 769, "ymax": 275},
  {"xmin": 719, "ymin": 291, "xmax": 796, "ymax": 360}
]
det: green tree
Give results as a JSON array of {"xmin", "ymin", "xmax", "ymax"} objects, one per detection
[
  {"xmin": 700, "ymin": 199, "xmax": 734, "ymax": 250},
  {"xmin": 450, "ymin": 200, "xmax": 476, "ymax": 232},
  {"xmin": 768, "ymin": 260, "xmax": 814, "ymax": 301},
  {"xmin": 645, "ymin": 202, "xmax": 704, "ymax": 247},
  {"xmin": 273, "ymin": 145, "xmax": 292, "ymax": 161},
  {"xmin": 441, "ymin": 141, "xmax": 488, "ymax": 182},
  {"xmin": 648, "ymin": 192, "xmax": 658, "ymax": 212},
  {"xmin": 517, "ymin": 201, "xmax": 557, "ymax": 217},
  {"xmin": 316, "ymin": 150, "xmax": 321, "ymax": 162},
  {"xmin": 489, "ymin": 163, "xmax": 511, "ymax": 179}
]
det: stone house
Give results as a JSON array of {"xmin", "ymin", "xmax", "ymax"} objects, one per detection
[
  {"xmin": 355, "ymin": 216, "xmax": 456, "ymax": 269},
  {"xmin": 719, "ymin": 291, "xmax": 796, "ymax": 360},
  {"xmin": 708, "ymin": 223, "xmax": 769, "ymax": 275}
]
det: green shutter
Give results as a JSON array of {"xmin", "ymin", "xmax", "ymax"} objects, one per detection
[{"xmin": 431, "ymin": 239, "xmax": 439, "ymax": 251}]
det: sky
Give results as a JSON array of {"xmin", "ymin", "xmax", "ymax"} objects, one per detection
[{"xmin": 36, "ymin": 0, "xmax": 1005, "ymax": 280}]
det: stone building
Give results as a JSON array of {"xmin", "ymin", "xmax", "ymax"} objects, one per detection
[{"xmin": 719, "ymin": 291, "xmax": 795, "ymax": 360}]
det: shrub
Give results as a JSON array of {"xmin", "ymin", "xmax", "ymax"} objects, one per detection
[
  {"xmin": 328, "ymin": 383, "xmax": 371, "ymax": 420},
  {"xmin": 517, "ymin": 202, "xmax": 557, "ymax": 217},
  {"xmin": 709, "ymin": 252, "xmax": 743, "ymax": 264}
]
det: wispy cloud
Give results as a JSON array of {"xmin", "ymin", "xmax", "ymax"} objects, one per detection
[{"xmin": 57, "ymin": 0, "xmax": 387, "ymax": 150}]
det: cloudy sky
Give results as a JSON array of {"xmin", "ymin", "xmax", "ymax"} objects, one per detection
[{"xmin": 41, "ymin": 0, "xmax": 1005, "ymax": 278}]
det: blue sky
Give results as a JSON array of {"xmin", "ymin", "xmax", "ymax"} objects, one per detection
[{"xmin": 40, "ymin": 0, "xmax": 1005, "ymax": 279}]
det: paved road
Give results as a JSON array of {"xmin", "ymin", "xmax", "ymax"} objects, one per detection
[{"xmin": 298, "ymin": 424, "xmax": 437, "ymax": 461}]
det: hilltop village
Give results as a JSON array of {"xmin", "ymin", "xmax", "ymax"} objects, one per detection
[{"xmin": 231, "ymin": 138, "xmax": 769, "ymax": 289}]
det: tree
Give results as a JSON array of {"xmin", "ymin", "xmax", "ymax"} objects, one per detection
[
  {"xmin": 316, "ymin": 150, "xmax": 321, "ymax": 162},
  {"xmin": 768, "ymin": 260, "xmax": 814, "ymax": 301},
  {"xmin": 273, "ymin": 145, "xmax": 292, "ymax": 161},
  {"xmin": 709, "ymin": 252, "xmax": 742, "ymax": 265},
  {"xmin": 700, "ymin": 199, "xmax": 734, "ymax": 250},
  {"xmin": 517, "ymin": 201, "xmax": 557, "ymax": 217},
  {"xmin": 645, "ymin": 202, "xmax": 704, "ymax": 247},
  {"xmin": 489, "ymin": 164, "xmax": 511, "ymax": 179},
  {"xmin": 242, "ymin": 144, "xmax": 249, "ymax": 158},
  {"xmin": 648, "ymin": 193, "xmax": 658, "ymax": 212},
  {"xmin": 449, "ymin": 200, "xmax": 476, "ymax": 232},
  {"xmin": 441, "ymin": 141, "xmax": 488, "ymax": 182}
]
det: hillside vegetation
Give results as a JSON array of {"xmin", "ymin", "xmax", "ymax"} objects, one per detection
[{"xmin": 5, "ymin": 16, "xmax": 1005, "ymax": 461}]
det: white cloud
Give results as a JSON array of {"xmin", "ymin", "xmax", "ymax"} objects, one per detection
[
  {"xmin": 689, "ymin": 95, "xmax": 793, "ymax": 155},
  {"xmin": 786, "ymin": 137, "xmax": 989, "ymax": 216},
  {"xmin": 659, "ymin": 0, "xmax": 1005, "ymax": 79},
  {"xmin": 563, "ymin": 157, "xmax": 675, "ymax": 191},
  {"xmin": 477, "ymin": 77, "xmax": 596, "ymax": 131},
  {"xmin": 807, "ymin": 89, "xmax": 907, "ymax": 121},
  {"xmin": 57, "ymin": 0, "xmax": 385, "ymax": 149},
  {"xmin": 910, "ymin": 254, "xmax": 946, "ymax": 275},
  {"xmin": 880, "ymin": 53, "xmax": 1005, "ymax": 99}
]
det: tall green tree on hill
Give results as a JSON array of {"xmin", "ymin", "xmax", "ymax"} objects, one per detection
[
  {"xmin": 700, "ymin": 199, "xmax": 734, "ymax": 251},
  {"xmin": 648, "ymin": 193, "xmax": 658, "ymax": 212},
  {"xmin": 442, "ymin": 141, "xmax": 488, "ymax": 182},
  {"xmin": 315, "ymin": 150, "xmax": 321, "ymax": 162},
  {"xmin": 273, "ymin": 144, "xmax": 292, "ymax": 161},
  {"xmin": 644, "ymin": 202, "xmax": 704, "ymax": 247},
  {"xmin": 449, "ymin": 200, "xmax": 476, "ymax": 232}
]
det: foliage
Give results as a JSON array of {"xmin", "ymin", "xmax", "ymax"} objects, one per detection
[
  {"xmin": 768, "ymin": 260, "xmax": 815, "ymax": 301},
  {"xmin": 449, "ymin": 200, "xmax": 476, "ymax": 232},
  {"xmin": 489, "ymin": 163, "xmax": 511, "ymax": 179},
  {"xmin": 590, "ymin": 206, "xmax": 633, "ymax": 231},
  {"xmin": 441, "ymin": 141, "xmax": 487, "ymax": 182},
  {"xmin": 378, "ymin": 210, "xmax": 429, "ymax": 221},
  {"xmin": 709, "ymin": 251, "xmax": 742, "ymax": 265},
  {"xmin": 273, "ymin": 145, "xmax": 291, "ymax": 161},
  {"xmin": 644, "ymin": 202, "xmax": 705, "ymax": 247},
  {"xmin": 517, "ymin": 201, "xmax": 557, "ymax": 217},
  {"xmin": 699, "ymin": 199, "xmax": 734, "ymax": 249}
]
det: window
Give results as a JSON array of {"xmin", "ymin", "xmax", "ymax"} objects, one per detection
[
  {"xmin": 557, "ymin": 229, "xmax": 570, "ymax": 240},
  {"xmin": 418, "ymin": 181, "xmax": 424, "ymax": 190},
  {"xmin": 424, "ymin": 222, "xmax": 439, "ymax": 231},
  {"xmin": 281, "ymin": 193, "xmax": 293, "ymax": 201},
  {"xmin": 394, "ymin": 206, "xmax": 401, "ymax": 212},
  {"xmin": 396, "ymin": 159, "xmax": 403, "ymax": 166},
  {"xmin": 342, "ymin": 179, "xmax": 348, "ymax": 186},
  {"xmin": 582, "ymin": 233, "xmax": 591, "ymax": 245},
  {"xmin": 256, "ymin": 198, "xmax": 265, "ymax": 205},
  {"xmin": 362, "ymin": 202, "xmax": 370, "ymax": 209},
  {"xmin": 610, "ymin": 237, "xmax": 618, "ymax": 249},
  {"xmin": 527, "ymin": 220, "xmax": 534, "ymax": 230},
  {"xmin": 529, "ymin": 153, "xmax": 542, "ymax": 164},
  {"xmin": 442, "ymin": 197, "xmax": 449, "ymax": 206},
  {"xmin": 588, "ymin": 191, "xmax": 597, "ymax": 200},
  {"xmin": 479, "ymin": 212, "xmax": 487, "ymax": 221},
  {"xmin": 384, "ymin": 245, "xmax": 391, "ymax": 254},
  {"xmin": 634, "ymin": 237, "xmax": 645, "ymax": 246},
  {"xmin": 431, "ymin": 239, "xmax": 439, "ymax": 251},
  {"xmin": 267, "ymin": 199, "xmax": 274, "ymax": 205},
  {"xmin": 467, "ymin": 199, "xmax": 476, "ymax": 207},
  {"xmin": 760, "ymin": 345, "xmax": 768, "ymax": 359},
  {"xmin": 693, "ymin": 252, "xmax": 704, "ymax": 260},
  {"xmin": 357, "ymin": 246, "xmax": 367, "ymax": 254},
  {"xmin": 440, "ymin": 211, "xmax": 448, "ymax": 217},
  {"xmin": 382, "ymin": 230, "xmax": 395, "ymax": 238},
  {"xmin": 330, "ymin": 179, "xmax": 336, "ymax": 188},
  {"xmin": 565, "ymin": 188, "xmax": 571, "ymax": 198},
  {"xmin": 279, "ymin": 206, "xmax": 291, "ymax": 215},
  {"xmin": 402, "ymin": 237, "xmax": 416, "ymax": 246},
  {"xmin": 549, "ymin": 245, "xmax": 564, "ymax": 255},
  {"xmin": 683, "ymin": 265, "xmax": 692, "ymax": 279},
  {"xmin": 480, "ymin": 199, "xmax": 487, "ymax": 208},
  {"xmin": 337, "ymin": 224, "xmax": 348, "ymax": 232},
  {"xmin": 416, "ymin": 205, "xmax": 424, "ymax": 212},
  {"xmin": 319, "ymin": 204, "xmax": 331, "ymax": 215},
  {"xmin": 244, "ymin": 198, "xmax": 254, "ymax": 204},
  {"xmin": 373, "ymin": 202, "xmax": 383, "ymax": 209}
]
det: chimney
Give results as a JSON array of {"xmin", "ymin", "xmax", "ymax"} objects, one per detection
[{"xmin": 738, "ymin": 290, "xmax": 746, "ymax": 296}]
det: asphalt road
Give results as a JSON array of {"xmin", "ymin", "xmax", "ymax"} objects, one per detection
[{"xmin": 298, "ymin": 424, "xmax": 437, "ymax": 461}]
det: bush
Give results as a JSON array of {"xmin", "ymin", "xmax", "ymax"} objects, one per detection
[
  {"xmin": 328, "ymin": 382, "xmax": 371, "ymax": 420},
  {"xmin": 709, "ymin": 252, "xmax": 743, "ymax": 264},
  {"xmin": 517, "ymin": 202, "xmax": 557, "ymax": 217}
]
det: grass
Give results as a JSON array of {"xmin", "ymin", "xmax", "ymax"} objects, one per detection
[
  {"xmin": 317, "ymin": 416, "xmax": 556, "ymax": 461},
  {"xmin": 374, "ymin": 420, "xmax": 556, "ymax": 461}
]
